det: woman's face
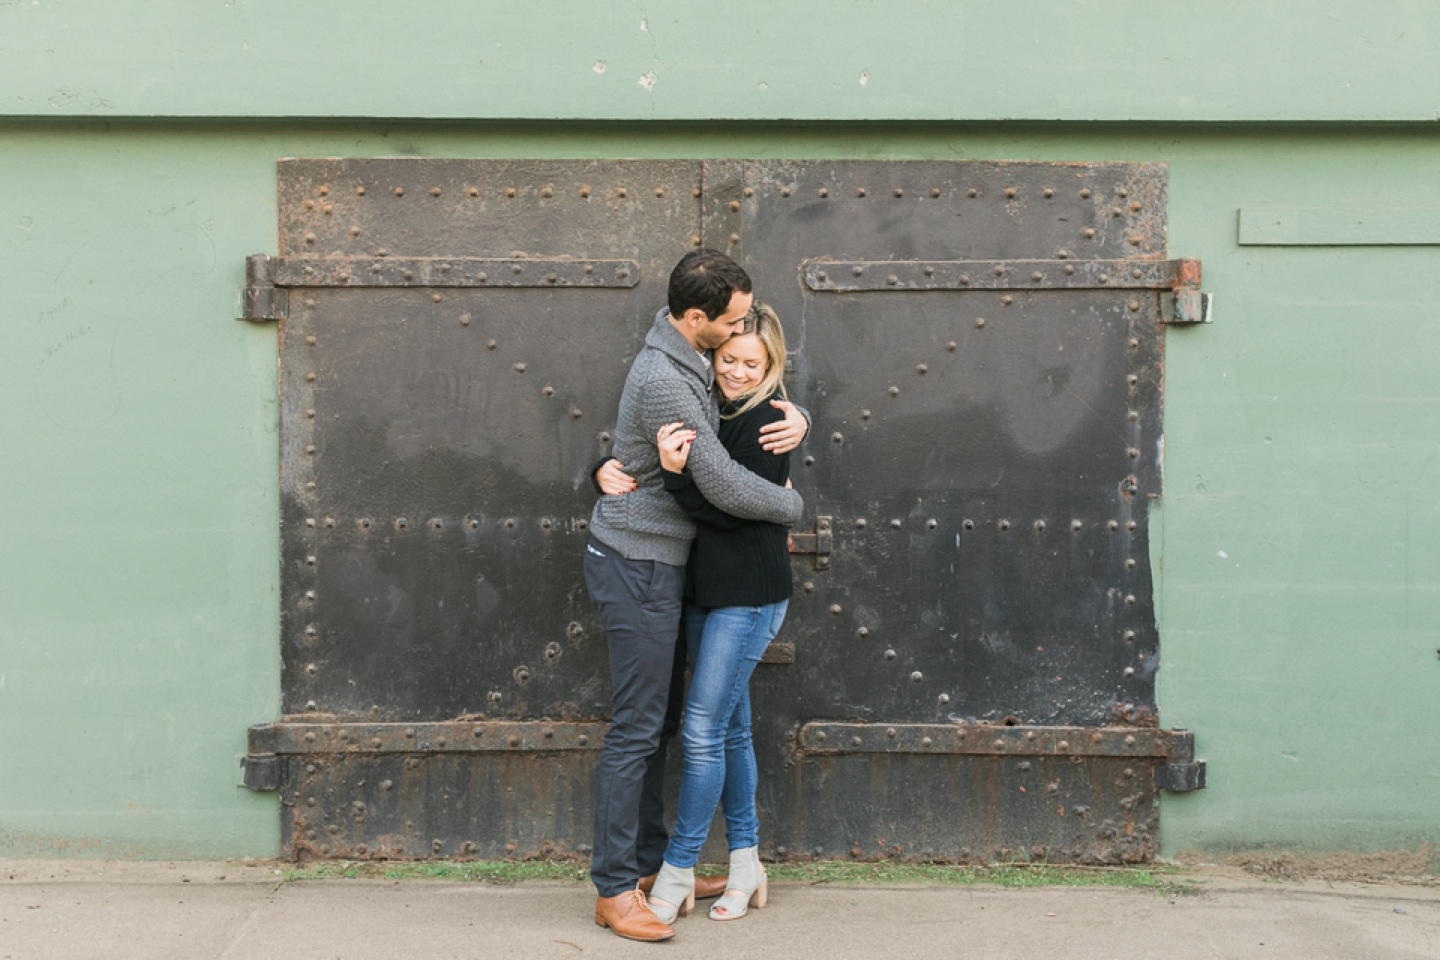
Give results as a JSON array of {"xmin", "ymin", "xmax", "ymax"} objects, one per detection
[{"xmin": 714, "ymin": 332, "xmax": 769, "ymax": 400}]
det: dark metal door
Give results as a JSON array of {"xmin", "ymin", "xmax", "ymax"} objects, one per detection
[
  {"xmin": 709, "ymin": 161, "xmax": 1199, "ymax": 863},
  {"xmin": 243, "ymin": 159, "xmax": 1202, "ymax": 864}
]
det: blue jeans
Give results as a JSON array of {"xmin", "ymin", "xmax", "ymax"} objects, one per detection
[{"xmin": 663, "ymin": 600, "xmax": 789, "ymax": 869}]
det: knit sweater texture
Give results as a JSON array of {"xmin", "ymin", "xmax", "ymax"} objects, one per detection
[
  {"xmin": 662, "ymin": 392, "xmax": 794, "ymax": 608},
  {"xmin": 588, "ymin": 308, "xmax": 804, "ymax": 566}
]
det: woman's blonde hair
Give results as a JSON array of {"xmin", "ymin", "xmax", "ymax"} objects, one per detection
[{"xmin": 720, "ymin": 300, "xmax": 788, "ymax": 420}]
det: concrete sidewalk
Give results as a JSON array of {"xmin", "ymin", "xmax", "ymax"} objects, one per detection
[{"xmin": 2, "ymin": 860, "xmax": 1437, "ymax": 960}]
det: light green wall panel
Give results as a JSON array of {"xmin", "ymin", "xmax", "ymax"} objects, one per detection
[
  {"xmin": 2, "ymin": 121, "xmax": 1437, "ymax": 860},
  {"xmin": 3, "ymin": 2, "xmax": 1440, "ymax": 122}
]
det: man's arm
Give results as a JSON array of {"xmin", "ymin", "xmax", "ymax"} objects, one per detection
[{"xmin": 640, "ymin": 379, "xmax": 802, "ymax": 525}]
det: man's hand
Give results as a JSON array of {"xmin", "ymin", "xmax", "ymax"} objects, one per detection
[
  {"xmin": 759, "ymin": 399, "xmax": 810, "ymax": 454},
  {"xmin": 596, "ymin": 459, "xmax": 637, "ymax": 496}
]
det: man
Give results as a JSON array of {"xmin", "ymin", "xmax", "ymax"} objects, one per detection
[{"xmin": 585, "ymin": 249, "xmax": 808, "ymax": 941}]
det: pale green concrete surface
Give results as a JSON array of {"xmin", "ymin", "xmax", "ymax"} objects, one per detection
[
  {"xmin": 1, "ymin": 121, "xmax": 1437, "ymax": 861},
  {"xmin": 3, "ymin": 2, "xmax": 1440, "ymax": 122}
]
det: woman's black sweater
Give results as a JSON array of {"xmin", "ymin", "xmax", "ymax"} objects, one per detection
[{"xmin": 661, "ymin": 392, "xmax": 793, "ymax": 609}]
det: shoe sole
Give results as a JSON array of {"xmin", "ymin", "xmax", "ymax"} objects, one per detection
[{"xmin": 595, "ymin": 918, "xmax": 676, "ymax": 942}]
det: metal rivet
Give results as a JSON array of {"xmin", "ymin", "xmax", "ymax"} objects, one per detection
[
  {"xmin": 616, "ymin": 267, "xmax": 629, "ymax": 279},
  {"xmin": 1127, "ymin": 520, "xmax": 1137, "ymax": 531},
  {"xmin": 1098, "ymin": 274, "xmax": 1110, "ymax": 285},
  {"xmin": 504, "ymin": 519, "xmax": 515, "ymax": 529},
  {"xmin": 579, "ymin": 735, "xmax": 589, "ymax": 745},
  {"xmin": 815, "ymin": 730, "xmax": 827, "ymax": 742},
  {"xmin": 429, "ymin": 187, "xmax": 441, "ymax": 197},
  {"xmin": 1000, "ymin": 296, "xmax": 1013, "ymax": 306},
  {"xmin": 303, "ymin": 199, "xmax": 315, "ymax": 210},
  {"xmin": 966, "ymin": 188, "xmax": 978, "ymax": 198},
  {"xmin": 727, "ymin": 201, "xmax": 740, "ymax": 212},
  {"xmin": 890, "ymin": 519, "xmax": 902, "ymax": 529},
  {"xmin": 654, "ymin": 186, "xmax": 665, "ymax": 198},
  {"xmin": 431, "ymin": 293, "xmax": 443, "ymax": 303},
  {"xmin": 974, "ymin": 317, "xmax": 985, "ymax": 329},
  {"xmin": 305, "ymin": 590, "xmax": 316, "ymax": 600},
  {"xmin": 579, "ymin": 187, "xmax": 591, "ymax": 198},
  {"xmin": 487, "ymin": 339, "xmax": 497, "ymax": 350},
  {"xmin": 1127, "ymin": 410, "xmax": 1139, "ymax": 422},
  {"xmin": 916, "ymin": 363, "xmax": 927, "ymax": 374},
  {"xmin": 1125, "ymin": 558, "xmax": 1137, "ymax": 570},
  {"xmin": 540, "ymin": 186, "xmax": 553, "ymax": 198},
  {"xmin": 395, "ymin": 518, "xmax": 408, "ymax": 530},
  {"xmin": 818, "ymin": 187, "xmax": 829, "ymax": 198},
  {"xmin": 355, "ymin": 186, "xmax": 366, "ymax": 196},
  {"xmin": 1112, "ymin": 207, "xmax": 1124, "ymax": 218},
  {"xmin": 402, "ymin": 270, "xmax": 414, "ymax": 281},
  {"xmin": 1071, "ymin": 519, "xmax": 1082, "ymax": 531},
  {"xmin": 856, "ymin": 519, "xmax": 867, "ymax": 529},
  {"xmin": 829, "ymin": 604, "xmax": 842, "ymax": 615},
  {"xmin": 802, "ymin": 582, "xmax": 814, "ymax": 593},
  {"xmin": 1127, "ymin": 374, "xmax": 1139, "ymax": 386},
  {"xmin": 893, "ymin": 188, "xmax": 903, "ymax": 198},
  {"xmin": 939, "ymin": 693, "xmax": 950, "ymax": 704},
  {"xmin": 1124, "ymin": 594, "xmax": 1137, "ymax": 606},
  {"xmin": 304, "ymin": 481, "xmax": 315, "ymax": 492},
  {"xmin": 852, "ymin": 266, "xmax": 863, "ymax": 276},
  {"xmin": 1128, "ymin": 448, "xmax": 1140, "ymax": 459},
  {"xmin": 927, "ymin": 519, "xmax": 937, "ymax": 530},
  {"xmin": 884, "ymin": 649, "xmax": 896, "ymax": 660},
  {"xmin": 1004, "ymin": 187, "xmax": 1017, "ymax": 199},
  {"xmin": 888, "ymin": 386, "xmax": 900, "ymax": 397},
  {"xmin": 1043, "ymin": 188, "xmax": 1054, "ymax": 198},
  {"xmin": 1031, "ymin": 272, "xmax": 1043, "ymax": 283},
  {"xmin": 993, "ymin": 264, "xmax": 1005, "ymax": 277},
  {"xmin": 1108, "ymin": 520, "xmax": 1119, "ymax": 531},
  {"xmin": 514, "ymin": 363, "xmax": 526, "ymax": 373},
  {"xmin": 459, "ymin": 314, "xmax": 471, "ymax": 327},
  {"xmin": 305, "ymin": 662, "xmax": 317, "ymax": 674},
  {"xmin": 962, "ymin": 519, "xmax": 974, "ymax": 530},
  {"xmin": 831, "ymin": 431, "xmax": 843, "ymax": 443},
  {"xmin": 1084, "ymin": 228, "xmax": 1096, "ymax": 239},
  {"xmin": 1034, "ymin": 520, "xmax": 1046, "ymax": 532},
  {"xmin": 856, "ymin": 188, "xmax": 867, "ymax": 198},
  {"xmin": 887, "ymin": 275, "xmax": 898, "ymax": 286},
  {"xmin": 959, "ymin": 274, "xmax": 970, "ymax": 285},
  {"xmin": 1124, "ymin": 629, "xmax": 1136, "ymax": 641},
  {"xmin": 571, "ymin": 408, "xmax": 582, "ymax": 419},
  {"xmin": 1117, "ymin": 187, "xmax": 1129, "ymax": 198},
  {"xmin": 1130, "ymin": 201, "xmax": 1142, "ymax": 212},
  {"xmin": 305, "ymin": 445, "xmax": 316, "ymax": 455},
  {"xmin": 505, "ymin": 188, "xmax": 517, "ymax": 198},
  {"xmin": 1129, "ymin": 235, "xmax": 1142, "ymax": 246},
  {"xmin": 803, "ymin": 455, "xmax": 814, "ymax": 466},
  {"xmin": 857, "ymin": 626, "xmax": 868, "ymax": 637},
  {"xmin": 930, "ymin": 188, "xmax": 941, "ymax": 198},
  {"xmin": 923, "ymin": 265, "xmax": 935, "ymax": 277},
  {"xmin": 467, "ymin": 187, "xmax": 479, "ymax": 197},
  {"xmin": 781, "ymin": 187, "xmax": 791, "ymax": 197},
  {"xmin": 998, "ymin": 520, "xmax": 1010, "ymax": 531},
  {"xmin": 616, "ymin": 188, "xmax": 628, "ymax": 198},
  {"xmin": 860, "ymin": 408, "xmax": 872, "ymax": 420},
  {"xmin": 305, "ymin": 408, "xmax": 315, "ymax": 419},
  {"xmin": 542, "ymin": 385, "xmax": 554, "ymax": 397}
]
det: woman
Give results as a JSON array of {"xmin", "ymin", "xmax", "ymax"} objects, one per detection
[{"xmin": 596, "ymin": 302, "xmax": 793, "ymax": 922}]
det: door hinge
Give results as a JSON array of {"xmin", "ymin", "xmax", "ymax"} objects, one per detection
[
  {"xmin": 788, "ymin": 516, "xmax": 833, "ymax": 570},
  {"xmin": 241, "ymin": 254, "xmax": 288, "ymax": 321}
]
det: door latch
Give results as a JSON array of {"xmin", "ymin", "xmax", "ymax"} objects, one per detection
[{"xmin": 788, "ymin": 515, "xmax": 833, "ymax": 570}]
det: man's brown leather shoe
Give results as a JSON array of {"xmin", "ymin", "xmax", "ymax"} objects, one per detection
[
  {"xmin": 640, "ymin": 871, "xmax": 728, "ymax": 900},
  {"xmin": 594, "ymin": 889, "xmax": 675, "ymax": 942}
]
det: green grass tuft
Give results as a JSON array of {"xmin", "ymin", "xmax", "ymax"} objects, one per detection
[{"xmin": 282, "ymin": 859, "xmax": 1194, "ymax": 896}]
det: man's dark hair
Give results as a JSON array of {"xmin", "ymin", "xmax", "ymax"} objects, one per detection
[{"xmin": 667, "ymin": 249, "xmax": 753, "ymax": 321}]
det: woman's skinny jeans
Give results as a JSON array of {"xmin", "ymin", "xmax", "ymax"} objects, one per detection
[{"xmin": 663, "ymin": 600, "xmax": 789, "ymax": 869}]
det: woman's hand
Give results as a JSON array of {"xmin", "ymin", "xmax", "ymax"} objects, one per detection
[
  {"xmin": 657, "ymin": 421, "xmax": 697, "ymax": 473},
  {"xmin": 596, "ymin": 459, "xmax": 637, "ymax": 496}
]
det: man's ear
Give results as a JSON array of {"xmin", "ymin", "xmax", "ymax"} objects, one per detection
[{"xmin": 682, "ymin": 307, "xmax": 708, "ymax": 328}]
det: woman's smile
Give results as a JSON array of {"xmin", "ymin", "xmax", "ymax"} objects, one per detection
[{"xmin": 714, "ymin": 333, "xmax": 768, "ymax": 400}]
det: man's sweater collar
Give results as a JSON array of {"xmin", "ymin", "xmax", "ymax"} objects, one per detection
[{"xmin": 646, "ymin": 307, "xmax": 714, "ymax": 392}]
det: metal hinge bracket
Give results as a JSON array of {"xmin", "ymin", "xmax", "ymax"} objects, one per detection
[{"xmin": 787, "ymin": 515, "xmax": 834, "ymax": 570}]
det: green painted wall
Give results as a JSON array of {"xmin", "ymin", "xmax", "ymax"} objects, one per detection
[
  {"xmin": 4, "ymin": 2, "xmax": 1440, "ymax": 121},
  {"xmin": 2, "ymin": 121, "xmax": 1438, "ymax": 861}
]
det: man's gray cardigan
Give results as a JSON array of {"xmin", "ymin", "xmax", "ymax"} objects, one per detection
[{"xmin": 588, "ymin": 308, "xmax": 805, "ymax": 566}]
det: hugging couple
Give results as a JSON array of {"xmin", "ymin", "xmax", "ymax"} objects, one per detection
[{"xmin": 584, "ymin": 249, "xmax": 810, "ymax": 941}]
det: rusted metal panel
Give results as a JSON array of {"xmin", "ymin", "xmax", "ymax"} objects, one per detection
[
  {"xmin": 800, "ymin": 723, "xmax": 1193, "ymax": 758},
  {"xmin": 264, "ymin": 256, "xmax": 641, "ymax": 288},
  {"xmin": 254, "ymin": 158, "xmax": 1200, "ymax": 864},
  {"xmin": 803, "ymin": 258, "xmax": 1199, "ymax": 292}
]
